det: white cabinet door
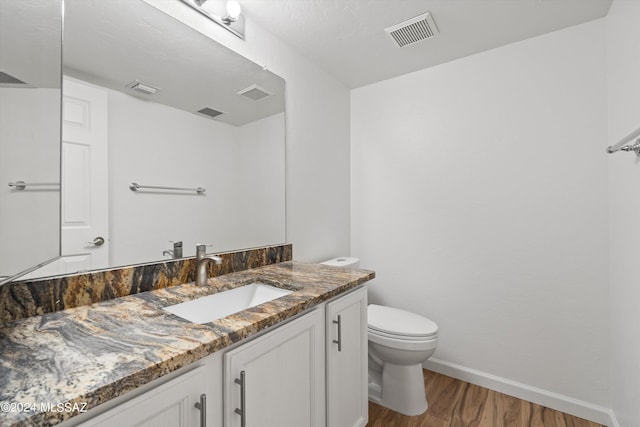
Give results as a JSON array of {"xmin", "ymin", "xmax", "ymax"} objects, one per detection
[
  {"xmin": 224, "ymin": 308, "xmax": 325, "ymax": 427},
  {"xmin": 78, "ymin": 365, "xmax": 211, "ymax": 427},
  {"xmin": 326, "ymin": 287, "xmax": 368, "ymax": 427}
]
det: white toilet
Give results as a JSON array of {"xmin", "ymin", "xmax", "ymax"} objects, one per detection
[
  {"xmin": 321, "ymin": 257, "xmax": 439, "ymax": 416},
  {"xmin": 367, "ymin": 304, "xmax": 438, "ymax": 415}
]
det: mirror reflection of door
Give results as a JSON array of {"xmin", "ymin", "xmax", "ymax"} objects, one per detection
[{"xmin": 59, "ymin": 76, "xmax": 109, "ymax": 272}]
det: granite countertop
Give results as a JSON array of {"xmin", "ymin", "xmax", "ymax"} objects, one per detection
[{"xmin": 0, "ymin": 261, "xmax": 374, "ymax": 427}]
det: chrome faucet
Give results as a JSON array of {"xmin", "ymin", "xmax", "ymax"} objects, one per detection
[
  {"xmin": 162, "ymin": 249, "xmax": 174, "ymax": 258},
  {"xmin": 163, "ymin": 241, "xmax": 183, "ymax": 259},
  {"xmin": 195, "ymin": 244, "xmax": 223, "ymax": 286}
]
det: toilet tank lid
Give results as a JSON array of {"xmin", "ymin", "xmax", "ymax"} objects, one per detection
[
  {"xmin": 320, "ymin": 257, "xmax": 359, "ymax": 268},
  {"xmin": 368, "ymin": 304, "xmax": 438, "ymax": 337}
]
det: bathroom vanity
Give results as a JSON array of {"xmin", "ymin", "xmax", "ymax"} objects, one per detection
[{"xmin": 0, "ymin": 261, "xmax": 373, "ymax": 427}]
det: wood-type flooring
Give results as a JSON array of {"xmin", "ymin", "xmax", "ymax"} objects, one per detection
[{"xmin": 366, "ymin": 370, "xmax": 604, "ymax": 427}]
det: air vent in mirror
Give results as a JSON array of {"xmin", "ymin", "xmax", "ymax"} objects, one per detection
[
  {"xmin": 196, "ymin": 107, "xmax": 224, "ymax": 119},
  {"xmin": 236, "ymin": 84, "xmax": 272, "ymax": 101},
  {"xmin": 125, "ymin": 80, "xmax": 159, "ymax": 95}
]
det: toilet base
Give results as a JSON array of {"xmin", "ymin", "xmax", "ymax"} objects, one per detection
[{"xmin": 368, "ymin": 362, "xmax": 428, "ymax": 416}]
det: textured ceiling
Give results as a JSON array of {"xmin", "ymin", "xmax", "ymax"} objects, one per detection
[
  {"xmin": 63, "ymin": 0, "xmax": 284, "ymax": 126},
  {"xmin": 240, "ymin": 0, "xmax": 613, "ymax": 88},
  {"xmin": 2, "ymin": 0, "xmax": 613, "ymax": 114},
  {"xmin": 0, "ymin": 0, "xmax": 61, "ymax": 88}
]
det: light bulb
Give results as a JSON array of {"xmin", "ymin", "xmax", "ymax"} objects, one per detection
[{"xmin": 225, "ymin": 0, "xmax": 241, "ymax": 21}]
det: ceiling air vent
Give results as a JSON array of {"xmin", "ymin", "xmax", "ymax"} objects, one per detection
[
  {"xmin": 196, "ymin": 107, "xmax": 224, "ymax": 119},
  {"xmin": 0, "ymin": 71, "xmax": 27, "ymax": 85},
  {"xmin": 236, "ymin": 84, "xmax": 272, "ymax": 101},
  {"xmin": 385, "ymin": 12, "xmax": 440, "ymax": 48},
  {"xmin": 125, "ymin": 80, "xmax": 159, "ymax": 95}
]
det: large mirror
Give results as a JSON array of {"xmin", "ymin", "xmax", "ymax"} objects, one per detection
[
  {"xmin": 0, "ymin": 0, "xmax": 62, "ymax": 283},
  {"xmin": 1, "ymin": 0, "xmax": 286, "ymax": 282}
]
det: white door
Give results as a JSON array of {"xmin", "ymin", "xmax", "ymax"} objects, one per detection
[
  {"xmin": 224, "ymin": 309, "xmax": 326, "ymax": 427},
  {"xmin": 60, "ymin": 77, "xmax": 109, "ymax": 272},
  {"xmin": 326, "ymin": 287, "xmax": 368, "ymax": 427}
]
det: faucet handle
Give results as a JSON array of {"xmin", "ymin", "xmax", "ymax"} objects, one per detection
[
  {"xmin": 196, "ymin": 243, "xmax": 214, "ymax": 258},
  {"xmin": 169, "ymin": 241, "xmax": 183, "ymax": 258}
]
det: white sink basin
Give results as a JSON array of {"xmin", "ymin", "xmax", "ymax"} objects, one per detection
[{"xmin": 163, "ymin": 283, "xmax": 293, "ymax": 324}]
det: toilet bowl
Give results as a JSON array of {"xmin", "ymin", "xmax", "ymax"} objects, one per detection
[
  {"xmin": 367, "ymin": 304, "xmax": 438, "ymax": 416},
  {"xmin": 320, "ymin": 257, "xmax": 439, "ymax": 416}
]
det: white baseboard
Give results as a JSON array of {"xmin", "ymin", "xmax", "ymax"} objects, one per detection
[{"xmin": 423, "ymin": 358, "xmax": 619, "ymax": 427}]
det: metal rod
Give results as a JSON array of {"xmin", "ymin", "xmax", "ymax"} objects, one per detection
[
  {"xmin": 333, "ymin": 314, "xmax": 342, "ymax": 352},
  {"xmin": 194, "ymin": 394, "xmax": 206, "ymax": 427},
  {"xmin": 8, "ymin": 181, "xmax": 60, "ymax": 190},
  {"xmin": 234, "ymin": 370, "xmax": 246, "ymax": 427},
  {"xmin": 607, "ymin": 126, "xmax": 640, "ymax": 154},
  {"xmin": 129, "ymin": 182, "xmax": 205, "ymax": 194}
]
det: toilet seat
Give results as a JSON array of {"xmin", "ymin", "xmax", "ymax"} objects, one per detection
[
  {"xmin": 368, "ymin": 304, "xmax": 438, "ymax": 339},
  {"xmin": 368, "ymin": 328, "xmax": 438, "ymax": 351},
  {"xmin": 368, "ymin": 328, "xmax": 437, "ymax": 342}
]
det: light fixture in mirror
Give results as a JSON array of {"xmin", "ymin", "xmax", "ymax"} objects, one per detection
[
  {"xmin": 180, "ymin": 0, "xmax": 245, "ymax": 39},
  {"xmin": 224, "ymin": 1, "xmax": 242, "ymax": 23},
  {"xmin": 0, "ymin": 0, "xmax": 62, "ymax": 284}
]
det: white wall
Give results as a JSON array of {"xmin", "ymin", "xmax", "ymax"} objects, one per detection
[
  {"xmin": 107, "ymin": 87, "xmax": 285, "ymax": 266},
  {"xmin": 0, "ymin": 88, "xmax": 60, "ymax": 276},
  {"xmin": 145, "ymin": 0, "xmax": 351, "ymax": 262},
  {"xmin": 352, "ymin": 19, "xmax": 610, "ymax": 410},
  {"xmin": 606, "ymin": 1, "xmax": 640, "ymax": 425}
]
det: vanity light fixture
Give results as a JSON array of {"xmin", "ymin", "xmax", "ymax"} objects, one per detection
[
  {"xmin": 180, "ymin": 0, "xmax": 245, "ymax": 39},
  {"xmin": 223, "ymin": 1, "xmax": 241, "ymax": 24}
]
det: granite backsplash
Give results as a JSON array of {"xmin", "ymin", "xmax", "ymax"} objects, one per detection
[{"xmin": 0, "ymin": 244, "xmax": 292, "ymax": 324}]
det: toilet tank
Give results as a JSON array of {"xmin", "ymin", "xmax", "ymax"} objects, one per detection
[{"xmin": 320, "ymin": 257, "xmax": 360, "ymax": 269}]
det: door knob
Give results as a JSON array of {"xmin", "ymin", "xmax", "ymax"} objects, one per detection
[{"xmin": 89, "ymin": 237, "xmax": 105, "ymax": 246}]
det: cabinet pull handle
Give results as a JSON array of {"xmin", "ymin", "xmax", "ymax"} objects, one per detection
[
  {"xmin": 234, "ymin": 370, "xmax": 246, "ymax": 427},
  {"xmin": 333, "ymin": 314, "xmax": 342, "ymax": 352},
  {"xmin": 194, "ymin": 393, "xmax": 206, "ymax": 427}
]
